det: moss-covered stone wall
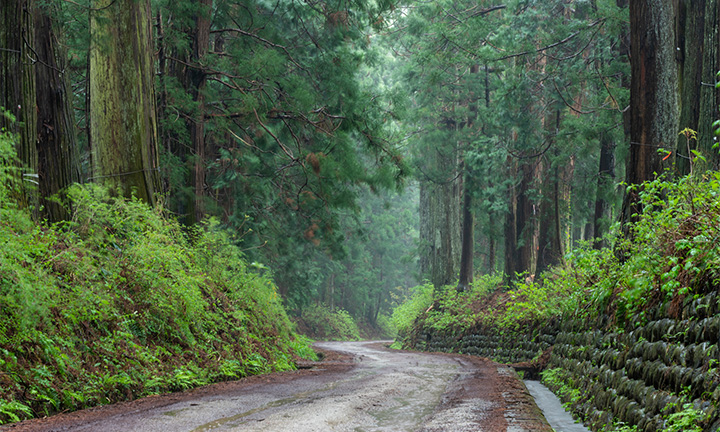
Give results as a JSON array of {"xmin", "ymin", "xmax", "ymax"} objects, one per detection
[{"xmin": 409, "ymin": 293, "xmax": 720, "ymax": 431}]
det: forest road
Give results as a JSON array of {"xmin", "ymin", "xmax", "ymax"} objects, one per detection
[{"xmin": 2, "ymin": 341, "xmax": 553, "ymax": 432}]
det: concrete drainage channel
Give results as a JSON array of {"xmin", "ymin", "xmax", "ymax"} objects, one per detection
[{"xmin": 524, "ymin": 379, "xmax": 590, "ymax": 432}]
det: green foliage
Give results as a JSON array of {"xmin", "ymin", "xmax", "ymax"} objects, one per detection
[
  {"xmin": 390, "ymin": 0, "xmax": 628, "ymax": 279},
  {"xmin": 300, "ymin": 304, "xmax": 362, "ymax": 341},
  {"xmin": 0, "ymin": 400, "xmax": 32, "ymax": 424},
  {"xmin": 375, "ymin": 313, "xmax": 397, "ymax": 339},
  {"xmin": 540, "ymin": 368, "xmax": 582, "ymax": 409},
  {"xmin": 610, "ymin": 421, "xmax": 638, "ymax": 432},
  {"xmin": 609, "ymin": 173, "xmax": 720, "ymax": 322},
  {"xmin": 424, "ymin": 277, "xmax": 500, "ymax": 332},
  {"xmin": 396, "ymin": 172, "xmax": 720, "ymax": 430},
  {"xmin": 391, "ymin": 282, "xmax": 433, "ymax": 344},
  {"xmin": 149, "ymin": 0, "xmax": 409, "ymax": 316},
  {"xmin": 0, "ymin": 109, "xmax": 18, "ymax": 204},
  {"xmin": 320, "ymin": 186, "xmax": 419, "ymax": 327},
  {"xmin": 399, "ymin": 173, "xmax": 720, "ymax": 337},
  {"xmin": 664, "ymin": 402, "xmax": 705, "ymax": 432},
  {"xmin": 423, "ymin": 173, "xmax": 720, "ymax": 334},
  {"xmin": 391, "ymin": 276, "xmax": 508, "ymax": 347},
  {"xmin": 0, "ymin": 178, "xmax": 316, "ymax": 424}
]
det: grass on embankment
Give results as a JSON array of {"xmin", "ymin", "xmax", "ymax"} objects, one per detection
[
  {"xmin": 391, "ymin": 172, "xmax": 720, "ymax": 431},
  {"xmin": 0, "ymin": 144, "xmax": 316, "ymax": 424},
  {"xmin": 394, "ymin": 172, "xmax": 720, "ymax": 345}
]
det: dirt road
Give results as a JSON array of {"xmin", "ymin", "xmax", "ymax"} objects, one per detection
[{"xmin": 2, "ymin": 341, "xmax": 552, "ymax": 432}]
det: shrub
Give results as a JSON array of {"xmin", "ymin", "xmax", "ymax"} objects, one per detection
[
  {"xmin": 391, "ymin": 282, "xmax": 433, "ymax": 343},
  {"xmin": 301, "ymin": 304, "xmax": 361, "ymax": 340}
]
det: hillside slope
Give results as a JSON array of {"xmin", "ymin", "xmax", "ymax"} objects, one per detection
[{"xmin": 0, "ymin": 138, "xmax": 314, "ymax": 424}]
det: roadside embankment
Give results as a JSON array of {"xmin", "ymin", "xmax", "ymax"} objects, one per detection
[
  {"xmin": 397, "ymin": 175, "xmax": 720, "ymax": 431},
  {"xmin": 408, "ymin": 291, "xmax": 720, "ymax": 431}
]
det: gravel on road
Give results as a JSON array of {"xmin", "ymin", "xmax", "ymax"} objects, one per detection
[{"xmin": 1, "ymin": 341, "xmax": 554, "ymax": 432}]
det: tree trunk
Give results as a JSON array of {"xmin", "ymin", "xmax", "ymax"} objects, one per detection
[
  {"xmin": 515, "ymin": 162, "xmax": 535, "ymax": 276},
  {"xmin": 503, "ymin": 158, "xmax": 518, "ymax": 281},
  {"xmin": 621, "ymin": 0, "xmax": 679, "ymax": 226},
  {"xmin": 0, "ymin": 0, "xmax": 37, "ymax": 209},
  {"xmin": 675, "ymin": 0, "xmax": 720, "ymax": 173},
  {"xmin": 536, "ymin": 163, "xmax": 561, "ymax": 276},
  {"xmin": 456, "ymin": 63, "xmax": 480, "ymax": 292},
  {"xmin": 503, "ymin": 157, "xmax": 534, "ymax": 281},
  {"xmin": 593, "ymin": 130, "xmax": 615, "ymax": 249},
  {"xmin": 536, "ymin": 110, "xmax": 564, "ymax": 276},
  {"xmin": 187, "ymin": 0, "xmax": 212, "ymax": 224},
  {"xmin": 89, "ymin": 0, "xmax": 160, "ymax": 205},
  {"xmin": 419, "ymin": 167, "xmax": 461, "ymax": 288},
  {"xmin": 34, "ymin": 5, "xmax": 79, "ymax": 221},
  {"xmin": 456, "ymin": 173, "xmax": 474, "ymax": 291}
]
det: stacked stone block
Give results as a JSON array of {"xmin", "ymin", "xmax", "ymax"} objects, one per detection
[{"xmin": 410, "ymin": 292, "xmax": 720, "ymax": 431}]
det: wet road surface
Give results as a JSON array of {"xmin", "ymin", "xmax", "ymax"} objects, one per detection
[{"xmin": 2, "ymin": 341, "xmax": 553, "ymax": 432}]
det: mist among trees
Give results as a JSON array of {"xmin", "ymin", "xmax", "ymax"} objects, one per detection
[{"xmin": 2, "ymin": 0, "xmax": 719, "ymax": 330}]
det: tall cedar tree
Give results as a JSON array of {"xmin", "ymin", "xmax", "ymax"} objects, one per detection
[
  {"xmin": 89, "ymin": 0, "xmax": 160, "ymax": 205},
  {"xmin": 34, "ymin": 3, "xmax": 79, "ymax": 221},
  {"xmin": 0, "ymin": 0, "xmax": 37, "ymax": 210},
  {"xmin": 621, "ymin": 1, "xmax": 678, "ymax": 227}
]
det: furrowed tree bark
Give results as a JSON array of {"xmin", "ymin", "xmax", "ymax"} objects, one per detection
[
  {"xmin": 188, "ymin": 0, "xmax": 212, "ymax": 224},
  {"xmin": 675, "ymin": 0, "xmax": 720, "ymax": 173},
  {"xmin": 34, "ymin": 5, "xmax": 79, "ymax": 221},
  {"xmin": 0, "ymin": 0, "xmax": 37, "ymax": 209},
  {"xmin": 621, "ymin": 0, "xmax": 678, "ymax": 227},
  {"xmin": 89, "ymin": 0, "xmax": 160, "ymax": 205}
]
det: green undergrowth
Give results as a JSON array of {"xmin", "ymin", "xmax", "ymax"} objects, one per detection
[
  {"xmin": 395, "ymin": 172, "xmax": 720, "ymax": 347},
  {"xmin": 298, "ymin": 304, "xmax": 362, "ymax": 340},
  {"xmin": 392, "ymin": 172, "xmax": 720, "ymax": 431},
  {"xmin": 0, "ymin": 138, "xmax": 316, "ymax": 424},
  {"xmin": 294, "ymin": 303, "xmax": 395, "ymax": 341},
  {"xmin": 392, "ymin": 271, "xmax": 581, "ymax": 347}
]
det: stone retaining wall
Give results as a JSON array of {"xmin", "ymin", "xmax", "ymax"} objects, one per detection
[{"xmin": 410, "ymin": 292, "xmax": 720, "ymax": 431}]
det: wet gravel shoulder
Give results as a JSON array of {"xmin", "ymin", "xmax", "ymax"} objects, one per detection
[
  {"xmin": 389, "ymin": 345, "xmax": 553, "ymax": 432},
  {"xmin": 0, "ymin": 347, "xmax": 355, "ymax": 432}
]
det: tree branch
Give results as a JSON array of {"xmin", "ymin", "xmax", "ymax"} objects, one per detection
[{"xmin": 492, "ymin": 19, "xmax": 603, "ymax": 62}]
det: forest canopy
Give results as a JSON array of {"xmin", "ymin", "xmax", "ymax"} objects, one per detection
[{"xmin": 1, "ymin": 0, "xmax": 719, "ymax": 332}]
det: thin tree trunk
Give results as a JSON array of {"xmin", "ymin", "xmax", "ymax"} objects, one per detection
[
  {"xmin": 593, "ymin": 131, "xmax": 615, "ymax": 249},
  {"xmin": 515, "ymin": 162, "xmax": 534, "ymax": 276},
  {"xmin": 456, "ymin": 174, "xmax": 474, "ymax": 291},
  {"xmin": 536, "ymin": 110, "xmax": 564, "ymax": 276},
  {"xmin": 456, "ymin": 63, "xmax": 480, "ymax": 292},
  {"xmin": 503, "ymin": 157, "xmax": 519, "ymax": 282},
  {"xmin": 189, "ymin": 0, "xmax": 212, "ymax": 224}
]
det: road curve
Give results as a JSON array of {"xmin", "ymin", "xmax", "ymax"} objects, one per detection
[{"xmin": 2, "ymin": 341, "xmax": 552, "ymax": 432}]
